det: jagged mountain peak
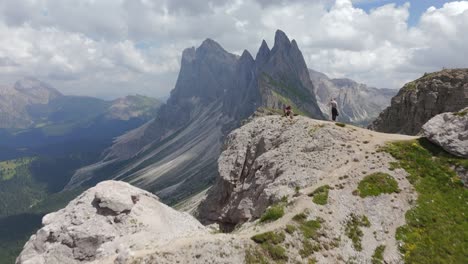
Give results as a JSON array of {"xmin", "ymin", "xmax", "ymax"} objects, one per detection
[
  {"xmin": 181, "ymin": 47, "xmax": 196, "ymax": 63},
  {"xmin": 255, "ymin": 39, "xmax": 271, "ymax": 63},
  {"xmin": 197, "ymin": 38, "xmax": 230, "ymax": 56},
  {"xmin": 239, "ymin": 49, "xmax": 255, "ymax": 65},
  {"xmin": 273, "ymin": 29, "xmax": 291, "ymax": 49}
]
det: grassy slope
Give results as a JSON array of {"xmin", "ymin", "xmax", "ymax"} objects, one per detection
[{"xmin": 383, "ymin": 138, "xmax": 467, "ymax": 263}]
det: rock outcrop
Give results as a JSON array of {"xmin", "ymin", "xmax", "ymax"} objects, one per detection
[
  {"xmin": 422, "ymin": 108, "xmax": 468, "ymax": 158},
  {"xmin": 198, "ymin": 115, "xmax": 415, "ymax": 230},
  {"xmin": 369, "ymin": 69, "xmax": 468, "ymax": 135},
  {"xmin": 67, "ymin": 30, "xmax": 324, "ymax": 205},
  {"xmin": 16, "ymin": 181, "xmax": 208, "ymax": 264},
  {"xmin": 309, "ymin": 69, "xmax": 396, "ymax": 126}
]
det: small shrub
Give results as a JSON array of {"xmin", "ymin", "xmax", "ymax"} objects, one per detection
[
  {"xmin": 356, "ymin": 172, "xmax": 399, "ymax": 198},
  {"xmin": 299, "ymin": 240, "xmax": 321, "ymax": 257},
  {"xmin": 260, "ymin": 204, "xmax": 285, "ymax": 223},
  {"xmin": 345, "ymin": 214, "xmax": 371, "ymax": 251},
  {"xmin": 245, "ymin": 248, "xmax": 268, "ymax": 264},
  {"xmin": 308, "ymin": 185, "xmax": 330, "ymax": 205},
  {"xmin": 251, "ymin": 231, "xmax": 288, "ymax": 262},
  {"xmin": 251, "ymin": 231, "xmax": 285, "ymax": 244},
  {"xmin": 335, "ymin": 122, "xmax": 346, "ymax": 127},
  {"xmin": 285, "ymin": 224, "xmax": 296, "ymax": 234},
  {"xmin": 262, "ymin": 244, "xmax": 288, "ymax": 261},
  {"xmin": 372, "ymin": 245, "xmax": 385, "ymax": 264},
  {"xmin": 292, "ymin": 212, "xmax": 307, "ymax": 222},
  {"xmin": 300, "ymin": 220, "xmax": 322, "ymax": 239}
]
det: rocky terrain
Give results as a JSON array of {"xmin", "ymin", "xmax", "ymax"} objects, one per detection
[
  {"xmin": 370, "ymin": 68, "xmax": 468, "ymax": 135},
  {"xmin": 20, "ymin": 114, "xmax": 460, "ymax": 264},
  {"xmin": 16, "ymin": 181, "xmax": 208, "ymax": 264},
  {"xmin": 66, "ymin": 30, "xmax": 324, "ymax": 204},
  {"xmin": 309, "ymin": 69, "xmax": 396, "ymax": 126},
  {"xmin": 422, "ymin": 107, "xmax": 468, "ymax": 158}
]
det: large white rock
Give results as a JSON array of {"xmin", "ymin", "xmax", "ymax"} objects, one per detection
[
  {"xmin": 16, "ymin": 181, "xmax": 208, "ymax": 264},
  {"xmin": 422, "ymin": 108, "xmax": 468, "ymax": 158}
]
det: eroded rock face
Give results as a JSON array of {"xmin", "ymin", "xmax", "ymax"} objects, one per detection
[
  {"xmin": 422, "ymin": 108, "xmax": 468, "ymax": 158},
  {"xmin": 198, "ymin": 115, "xmax": 358, "ymax": 227},
  {"xmin": 16, "ymin": 181, "xmax": 207, "ymax": 264},
  {"xmin": 370, "ymin": 69, "xmax": 468, "ymax": 135}
]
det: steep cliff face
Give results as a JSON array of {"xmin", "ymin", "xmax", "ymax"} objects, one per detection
[
  {"xmin": 67, "ymin": 30, "xmax": 324, "ymax": 204},
  {"xmin": 309, "ymin": 69, "xmax": 396, "ymax": 125},
  {"xmin": 198, "ymin": 115, "xmax": 414, "ymax": 230},
  {"xmin": 369, "ymin": 68, "xmax": 468, "ymax": 135}
]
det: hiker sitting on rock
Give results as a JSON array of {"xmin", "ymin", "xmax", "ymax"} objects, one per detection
[
  {"xmin": 283, "ymin": 105, "xmax": 294, "ymax": 119},
  {"xmin": 328, "ymin": 98, "xmax": 339, "ymax": 121}
]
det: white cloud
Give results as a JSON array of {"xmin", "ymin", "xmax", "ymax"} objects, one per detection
[{"xmin": 0, "ymin": 0, "xmax": 467, "ymax": 98}]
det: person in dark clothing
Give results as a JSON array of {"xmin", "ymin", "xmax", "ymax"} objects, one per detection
[
  {"xmin": 284, "ymin": 105, "xmax": 293, "ymax": 119},
  {"xmin": 329, "ymin": 98, "xmax": 339, "ymax": 121}
]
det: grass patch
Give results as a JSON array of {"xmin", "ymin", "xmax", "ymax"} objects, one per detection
[
  {"xmin": 453, "ymin": 110, "xmax": 467, "ymax": 117},
  {"xmin": 308, "ymin": 185, "xmax": 330, "ymax": 205},
  {"xmin": 245, "ymin": 248, "xmax": 268, "ymax": 264},
  {"xmin": 345, "ymin": 214, "xmax": 371, "ymax": 251},
  {"xmin": 335, "ymin": 122, "xmax": 346, "ymax": 127},
  {"xmin": 251, "ymin": 231, "xmax": 285, "ymax": 245},
  {"xmin": 356, "ymin": 172, "xmax": 399, "ymax": 198},
  {"xmin": 299, "ymin": 240, "xmax": 321, "ymax": 258},
  {"xmin": 0, "ymin": 157, "xmax": 35, "ymax": 181},
  {"xmin": 251, "ymin": 231, "xmax": 288, "ymax": 262},
  {"xmin": 260, "ymin": 204, "xmax": 285, "ymax": 223},
  {"xmin": 285, "ymin": 224, "xmax": 296, "ymax": 234},
  {"xmin": 382, "ymin": 138, "xmax": 468, "ymax": 263},
  {"xmin": 293, "ymin": 215, "xmax": 321, "ymax": 239},
  {"xmin": 372, "ymin": 245, "xmax": 385, "ymax": 264}
]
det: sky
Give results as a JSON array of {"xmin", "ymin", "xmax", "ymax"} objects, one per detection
[{"xmin": 0, "ymin": 0, "xmax": 467, "ymax": 99}]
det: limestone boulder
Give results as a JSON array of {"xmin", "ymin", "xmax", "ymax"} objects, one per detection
[{"xmin": 422, "ymin": 108, "xmax": 468, "ymax": 158}]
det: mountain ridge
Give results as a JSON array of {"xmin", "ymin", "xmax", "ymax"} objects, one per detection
[{"xmin": 66, "ymin": 30, "xmax": 324, "ymax": 204}]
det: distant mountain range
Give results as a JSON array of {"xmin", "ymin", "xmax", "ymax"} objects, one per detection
[
  {"xmin": 0, "ymin": 77, "xmax": 161, "ymax": 151},
  {"xmin": 66, "ymin": 30, "xmax": 325, "ymax": 204},
  {"xmin": 0, "ymin": 78, "xmax": 162, "ymax": 262},
  {"xmin": 309, "ymin": 69, "xmax": 396, "ymax": 126}
]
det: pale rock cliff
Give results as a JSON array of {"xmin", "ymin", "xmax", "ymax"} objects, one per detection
[{"xmin": 370, "ymin": 69, "xmax": 468, "ymax": 135}]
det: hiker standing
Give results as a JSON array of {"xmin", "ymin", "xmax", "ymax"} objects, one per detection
[
  {"xmin": 283, "ymin": 105, "xmax": 293, "ymax": 119},
  {"xmin": 329, "ymin": 98, "xmax": 339, "ymax": 121}
]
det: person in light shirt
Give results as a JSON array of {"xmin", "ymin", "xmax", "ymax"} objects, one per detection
[{"xmin": 329, "ymin": 98, "xmax": 339, "ymax": 121}]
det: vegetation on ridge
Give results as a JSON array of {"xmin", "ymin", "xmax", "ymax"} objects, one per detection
[
  {"xmin": 308, "ymin": 185, "xmax": 330, "ymax": 205},
  {"xmin": 251, "ymin": 231, "xmax": 288, "ymax": 262},
  {"xmin": 356, "ymin": 172, "xmax": 399, "ymax": 198},
  {"xmin": 345, "ymin": 214, "xmax": 371, "ymax": 251},
  {"xmin": 383, "ymin": 138, "xmax": 467, "ymax": 263}
]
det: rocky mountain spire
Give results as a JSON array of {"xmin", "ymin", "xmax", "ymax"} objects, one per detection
[
  {"xmin": 255, "ymin": 40, "xmax": 270, "ymax": 66},
  {"xmin": 271, "ymin": 29, "xmax": 291, "ymax": 53}
]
